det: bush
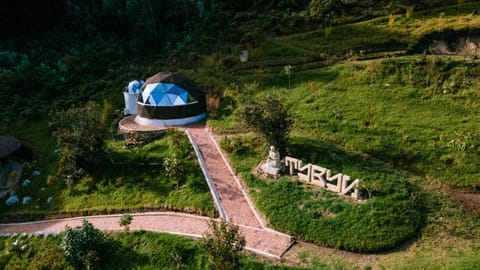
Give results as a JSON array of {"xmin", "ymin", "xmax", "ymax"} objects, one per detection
[
  {"xmin": 61, "ymin": 220, "xmax": 107, "ymax": 270},
  {"xmin": 28, "ymin": 247, "xmax": 70, "ymax": 270},
  {"xmin": 201, "ymin": 220, "xmax": 246, "ymax": 270},
  {"xmin": 238, "ymin": 93, "xmax": 293, "ymax": 155}
]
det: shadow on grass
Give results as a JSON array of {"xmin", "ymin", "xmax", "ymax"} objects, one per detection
[{"xmin": 287, "ymin": 136, "xmax": 392, "ymax": 176}]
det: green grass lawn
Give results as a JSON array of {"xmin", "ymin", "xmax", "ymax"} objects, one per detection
[
  {"xmin": 221, "ymin": 134, "xmax": 423, "ymax": 253},
  {"xmin": 209, "ymin": 50, "xmax": 480, "ymax": 253},
  {"xmin": 214, "ymin": 56, "xmax": 480, "ymax": 188},
  {"xmin": 0, "ymin": 129, "xmax": 215, "ymax": 218}
]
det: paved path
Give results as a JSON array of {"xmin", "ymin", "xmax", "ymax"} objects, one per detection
[
  {"xmin": 0, "ymin": 122, "xmax": 293, "ymax": 258},
  {"xmin": 184, "ymin": 124, "xmax": 293, "ymax": 257},
  {"xmin": 185, "ymin": 124, "xmax": 263, "ymax": 228}
]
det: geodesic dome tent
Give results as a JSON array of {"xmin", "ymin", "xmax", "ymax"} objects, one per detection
[{"xmin": 135, "ymin": 72, "xmax": 206, "ymax": 126}]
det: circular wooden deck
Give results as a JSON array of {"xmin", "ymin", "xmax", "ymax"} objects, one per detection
[{"xmin": 118, "ymin": 115, "xmax": 167, "ymax": 133}]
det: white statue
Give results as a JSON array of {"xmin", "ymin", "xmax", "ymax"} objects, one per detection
[
  {"xmin": 261, "ymin": 145, "xmax": 283, "ymax": 177},
  {"xmin": 267, "ymin": 146, "xmax": 281, "ymax": 168}
]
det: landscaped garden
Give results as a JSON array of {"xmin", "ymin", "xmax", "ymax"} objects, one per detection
[{"xmin": 2, "ymin": 0, "xmax": 480, "ymax": 269}]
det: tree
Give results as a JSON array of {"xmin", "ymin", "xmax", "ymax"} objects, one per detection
[
  {"xmin": 119, "ymin": 214, "xmax": 133, "ymax": 232},
  {"xmin": 201, "ymin": 220, "xmax": 246, "ymax": 270},
  {"xmin": 49, "ymin": 101, "xmax": 106, "ymax": 174},
  {"xmin": 239, "ymin": 93, "xmax": 293, "ymax": 155},
  {"xmin": 163, "ymin": 154, "xmax": 186, "ymax": 190},
  {"xmin": 61, "ymin": 220, "xmax": 106, "ymax": 270}
]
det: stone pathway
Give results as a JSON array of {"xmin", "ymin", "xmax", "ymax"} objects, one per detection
[
  {"xmin": 0, "ymin": 212, "xmax": 209, "ymax": 237},
  {"xmin": 0, "ymin": 122, "xmax": 293, "ymax": 259},
  {"xmin": 183, "ymin": 124, "xmax": 293, "ymax": 257},
  {"xmin": 184, "ymin": 124, "xmax": 263, "ymax": 228}
]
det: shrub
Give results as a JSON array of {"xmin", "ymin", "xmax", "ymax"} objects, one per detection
[
  {"xmin": 119, "ymin": 214, "xmax": 133, "ymax": 232},
  {"xmin": 49, "ymin": 101, "xmax": 107, "ymax": 174},
  {"xmin": 201, "ymin": 220, "xmax": 246, "ymax": 270},
  {"xmin": 28, "ymin": 247, "xmax": 70, "ymax": 270},
  {"xmin": 61, "ymin": 220, "xmax": 107, "ymax": 270}
]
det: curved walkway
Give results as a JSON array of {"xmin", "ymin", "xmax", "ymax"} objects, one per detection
[{"xmin": 0, "ymin": 122, "xmax": 293, "ymax": 259}]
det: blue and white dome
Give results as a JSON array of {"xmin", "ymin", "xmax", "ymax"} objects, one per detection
[
  {"xmin": 134, "ymin": 72, "xmax": 207, "ymax": 127},
  {"xmin": 141, "ymin": 83, "xmax": 191, "ymax": 106},
  {"xmin": 123, "ymin": 80, "xmax": 144, "ymax": 115}
]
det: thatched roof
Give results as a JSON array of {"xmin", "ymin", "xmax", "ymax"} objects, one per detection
[{"xmin": 0, "ymin": 135, "xmax": 21, "ymax": 158}]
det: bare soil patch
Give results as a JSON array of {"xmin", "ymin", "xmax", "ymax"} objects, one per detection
[{"xmin": 442, "ymin": 185, "xmax": 480, "ymax": 218}]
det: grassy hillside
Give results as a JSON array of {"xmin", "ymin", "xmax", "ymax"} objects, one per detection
[
  {"xmin": 251, "ymin": 2, "xmax": 480, "ymax": 61},
  {"xmin": 210, "ymin": 2, "xmax": 480, "ymax": 188},
  {"xmin": 2, "ymin": 0, "xmax": 480, "ymax": 268},
  {"xmin": 206, "ymin": 1, "xmax": 480, "ymax": 263}
]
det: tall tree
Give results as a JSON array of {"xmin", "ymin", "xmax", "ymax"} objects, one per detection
[
  {"xmin": 239, "ymin": 93, "xmax": 293, "ymax": 156},
  {"xmin": 49, "ymin": 101, "xmax": 106, "ymax": 174}
]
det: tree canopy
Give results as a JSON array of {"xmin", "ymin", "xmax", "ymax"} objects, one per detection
[
  {"xmin": 239, "ymin": 93, "xmax": 293, "ymax": 155},
  {"xmin": 49, "ymin": 101, "xmax": 107, "ymax": 174},
  {"xmin": 61, "ymin": 220, "xmax": 107, "ymax": 270}
]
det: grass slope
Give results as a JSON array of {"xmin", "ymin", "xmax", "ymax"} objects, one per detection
[
  {"xmin": 0, "ymin": 231, "xmax": 308, "ymax": 270},
  {"xmin": 249, "ymin": 2, "xmax": 480, "ymax": 61},
  {"xmin": 221, "ymin": 134, "xmax": 423, "ymax": 253},
  {"xmin": 213, "ymin": 56, "xmax": 480, "ymax": 187},
  {"xmin": 0, "ymin": 131, "xmax": 215, "ymax": 218}
]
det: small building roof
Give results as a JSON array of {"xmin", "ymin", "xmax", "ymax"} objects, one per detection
[{"xmin": 0, "ymin": 135, "xmax": 21, "ymax": 158}]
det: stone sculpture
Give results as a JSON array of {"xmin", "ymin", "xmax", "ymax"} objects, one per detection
[{"xmin": 261, "ymin": 146, "xmax": 282, "ymax": 176}]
